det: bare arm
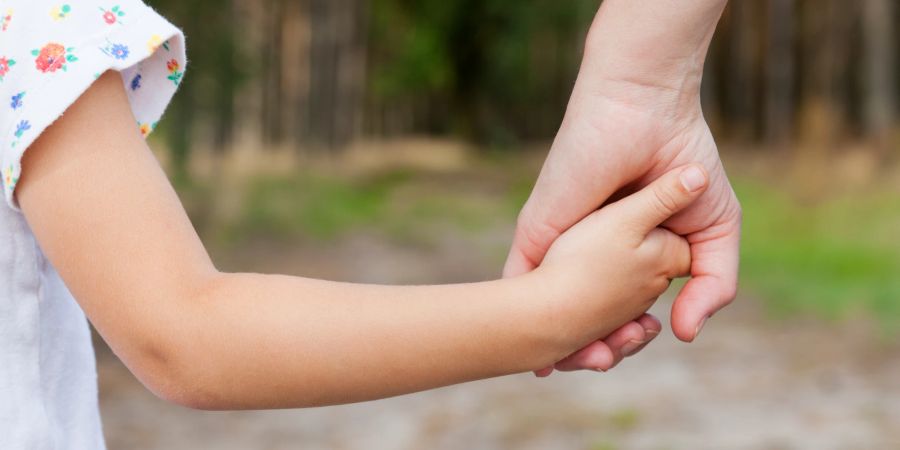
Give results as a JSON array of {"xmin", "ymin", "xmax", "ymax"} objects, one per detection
[
  {"xmin": 584, "ymin": 0, "xmax": 728, "ymax": 99},
  {"xmin": 18, "ymin": 72, "xmax": 568, "ymax": 409},
  {"xmin": 506, "ymin": 0, "xmax": 739, "ymax": 377},
  {"xmin": 18, "ymin": 72, "xmax": 702, "ymax": 410}
]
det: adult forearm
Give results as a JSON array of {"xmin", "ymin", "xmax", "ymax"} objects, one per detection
[
  {"xmin": 582, "ymin": 0, "xmax": 727, "ymax": 104},
  {"xmin": 161, "ymin": 271, "xmax": 563, "ymax": 410}
]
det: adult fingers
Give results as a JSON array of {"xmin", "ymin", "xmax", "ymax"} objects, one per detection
[
  {"xmin": 502, "ymin": 135, "xmax": 634, "ymax": 279},
  {"xmin": 624, "ymin": 313, "xmax": 663, "ymax": 356},
  {"xmin": 670, "ymin": 216, "xmax": 741, "ymax": 341},
  {"xmin": 554, "ymin": 314, "xmax": 661, "ymax": 371},
  {"xmin": 503, "ymin": 235, "xmax": 540, "ymax": 278}
]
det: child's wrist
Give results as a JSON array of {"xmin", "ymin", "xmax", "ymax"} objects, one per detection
[{"xmin": 517, "ymin": 267, "xmax": 600, "ymax": 365}]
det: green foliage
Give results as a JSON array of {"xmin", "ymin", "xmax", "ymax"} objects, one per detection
[
  {"xmin": 237, "ymin": 171, "xmax": 410, "ymax": 240},
  {"xmin": 226, "ymin": 169, "xmax": 505, "ymax": 245},
  {"xmin": 369, "ymin": 0, "xmax": 599, "ymax": 144},
  {"xmin": 144, "ymin": 0, "xmax": 248, "ymax": 170},
  {"xmin": 736, "ymin": 179, "xmax": 900, "ymax": 330}
]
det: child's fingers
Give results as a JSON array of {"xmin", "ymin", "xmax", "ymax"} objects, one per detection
[
  {"xmin": 644, "ymin": 228, "xmax": 692, "ymax": 278},
  {"xmin": 605, "ymin": 164, "xmax": 708, "ymax": 237}
]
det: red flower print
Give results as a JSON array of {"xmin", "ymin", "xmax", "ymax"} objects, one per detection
[
  {"xmin": 33, "ymin": 43, "xmax": 76, "ymax": 73},
  {"xmin": 99, "ymin": 5, "xmax": 125, "ymax": 25},
  {"xmin": 2, "ymin": 9, "xmax": 12, "ymax": 32},
  {"xmin": 0, "ymin": 56, "xmax": 14, "ymax": 79},
  {"xmin": 35, "ymin": 43, "xmax": 65, "ymax": 72},
  {"xmin": 166, "ymin": 58, "xmax": 183, "ymax": 85}
]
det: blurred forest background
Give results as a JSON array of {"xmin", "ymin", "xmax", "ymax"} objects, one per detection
[
  {"xmin": 144, "ymin": 0, "xmax": 898, "ymax": 160},
  {"xmin": 140, "ymin": 0, "xmax": 900, "ymax": 325},
  {"xmin": 99, "ymin": 1, "xmax": 900, "ymax": 447}
]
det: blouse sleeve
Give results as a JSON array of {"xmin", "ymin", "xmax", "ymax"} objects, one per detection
[{"xmin": 0, "ymin": 0, "xmax": 186, "ymax": 210}]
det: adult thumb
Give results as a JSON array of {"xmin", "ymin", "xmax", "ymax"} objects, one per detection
[{"xmin": 609, "ymin": 164, "xmax": 708, "ymax": 236}]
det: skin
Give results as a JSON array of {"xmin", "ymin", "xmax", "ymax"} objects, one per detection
[
  {"xmin": 16, "ymin": 71, "xmax": 707, "ymax": 410},
  {"xmin": 504, "ymin": 0, "xmax": 741, "ymax": 375}
]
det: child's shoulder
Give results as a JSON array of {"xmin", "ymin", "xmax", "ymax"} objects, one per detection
[{"xmin": 0, "ymin": 0, "xmax": 185, "ymax": 211}]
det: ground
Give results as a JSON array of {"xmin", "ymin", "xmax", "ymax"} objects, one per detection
[{"xmin": 98, "ymin": 144, "xmax": 900, "ymax": 449}]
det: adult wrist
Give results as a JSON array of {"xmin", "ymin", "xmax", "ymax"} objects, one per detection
[{"xmin": 579, "ymin": 0, "xmax": 727, "ymax": 110}]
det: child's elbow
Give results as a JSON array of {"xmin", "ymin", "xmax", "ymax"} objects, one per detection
[
  {"xmin": 135, "ymin": 350, "xmax": 228, "ymax": 410},
  {"xmin": 136, "ymin": 279, "xmax": 234, "ymax": 410},
  {"xmin": 155, "ymin": 383, "xmax": 225, "ymax": 411},
  {"xmin": 121, "ymin": 318, "xmax": 230, "ymax": 410}
]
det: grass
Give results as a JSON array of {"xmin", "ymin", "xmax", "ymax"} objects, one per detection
[
  {"xmin": 238, "ymin": 170, "xmax": 411, "ymax": 240},
  {"xmin": 735, "ymin": 177, "xmax": 900, "ymax": 330},
  {"xmin": 181, "ymin": 161, "xmax": 900, "ymax": 330},
  {"xmin": 223, "ymin": 167, "xmax": 514, "ymax": 246}
]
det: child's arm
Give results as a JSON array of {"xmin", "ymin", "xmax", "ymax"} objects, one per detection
[{"xmin": 17, "ymin": 72, "xmax": 705, "ymax": 410}]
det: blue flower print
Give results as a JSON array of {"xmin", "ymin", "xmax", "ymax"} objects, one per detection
[
  {"xmin": 110, "ymin": 43, "xmax": 129, "ymax": 60},
  {"xmin": 130, "ymin": 73, "xmax": 142, "ymax": 90},
  {"xmin": 100, "ymin": 40, "xmax": 130, "ymax": 60},
  {"xmin": 14, "ymin": 120, "xmax": 30, "ymax": 138},
  {"xmin": 11, "ymin": 91, "xmax": 23, "ymax": 110}
]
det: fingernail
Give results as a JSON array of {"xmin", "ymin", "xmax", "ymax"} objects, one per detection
[
  {"xmin": 620, "ymin": 339, "xmax": 645, "ymax": 357},
  {"xmin": 680, "ymin": 166, "xmax": 707, "ymax": 192},
  {"xmin": 645, "ymin": 329, "xmax": 660, "ymax": 339},
  {"xmin": 694, "ymin": 316, "xmax": 708, "ymax": 340},
  {"xmin": 594, "ymin": 368, "xmax": 607, "ymax": 373}
]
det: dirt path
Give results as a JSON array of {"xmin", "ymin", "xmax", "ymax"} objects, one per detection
[{"xmin": 98, "ymin": 232, "xmax": 900, "ymax": 450}]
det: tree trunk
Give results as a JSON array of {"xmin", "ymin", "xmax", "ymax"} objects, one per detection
[
  {"xmin": 764, "ymin": 0, "xmax": 795, "ymax": 146},
  {"xmin": 309, "ymin": 0, "xmax": 367, "ymax": 151},
  {"xmin": 231, "ymin": 0, "xmax": 267, "ymax": 152},
  {"xmin": 262, "ymin": 0, "xmax": 286, "ymax": 146},
  {"xmin": 861, "ymin": 0, "xmax": 896, "ymax": 150},
  {"xmin": 212, "ymin": 0, "xmax": 238, "ymax": 152},
  {"xmin": 797, "ymin": 0, "xmax": 856, "ymax": 147},
  {"xmin": 725, "ymin": 1, "xmax": 760, "ymax": 140},
  {"xmin": 281, "ymin": 0, "xmax": 312, "ymax": 149}
]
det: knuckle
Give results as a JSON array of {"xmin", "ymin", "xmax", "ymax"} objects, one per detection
[
  {"xmin": 583, "ymin": 22, "xmax": 603, "ymax": 56},
  {"xmin": 730, "ymin": 195, "xmax": 743, "ymax": 223},
  {"xmin": 650, "ymin": 277, "xmax": 671, "ymax": 296},
  {"xmin": 636, "ymin": 234, "xmax": 663, "ymax": 261},
  {"xmin": 516, "ymin": 209, "xmax": 558, "ymax": 253},
  {"xmin": 514, "ymin": 205, "xmax": 536, "ymax": 231},
  {"xmin": 516, "ymin": 206, "xmax": 582, "ymax": 269},
  {"xmin": 651, "ymin": 187, "xmax": 680, "ymax": 216},
  {"xmin": 720, "ymin": 284, "xmax": 738, "ymax": 304}
]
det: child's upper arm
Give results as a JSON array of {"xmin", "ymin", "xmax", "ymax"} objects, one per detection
[{"xmin": 17, "ymin": 70, "xmax": 216, "ymax": 379}]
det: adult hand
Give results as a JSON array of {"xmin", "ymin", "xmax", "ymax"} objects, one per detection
[{"xmin": 505, "ymin": 0, "xmax": 740, "ymax": 375}]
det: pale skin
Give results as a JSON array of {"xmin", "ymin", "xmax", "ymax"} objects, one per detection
[
  {"xmin": 17, "ymin": 71, "xmax": 708, "ymax": 409},
  {"xmin": 505, "ymin": 0, "xmax": 742, "ymax": 375}
]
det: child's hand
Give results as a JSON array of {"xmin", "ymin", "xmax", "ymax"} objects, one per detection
[{"xmin": 535, "ymin": 165, "xmax": 708, "ymax": 369}]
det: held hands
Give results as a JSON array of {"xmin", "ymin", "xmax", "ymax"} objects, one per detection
[
  {"xmin": 535, "ymin": 165, "xmax": 708, "ymax": 371},
  {"xmin": 505, "ymin": 2, "xmax": 741, "ymax": 375}
]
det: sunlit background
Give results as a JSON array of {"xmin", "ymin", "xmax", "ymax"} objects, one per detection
[{"xmin": 97, "ymin": 0, "xmax": 900, "ymax": 448}]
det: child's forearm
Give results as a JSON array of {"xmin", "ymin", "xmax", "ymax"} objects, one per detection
[
  {"xmin": 160, "ymin": 271, "xmax": 562, "ymax": 409},
  {"xmin": 15, "ymin": 72, "xmax": 596, "ymax": 411}
]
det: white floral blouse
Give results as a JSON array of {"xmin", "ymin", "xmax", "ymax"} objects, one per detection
[{"xmin": 0, "ymin": 1, "xmax": 185, "ymax": 449}]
